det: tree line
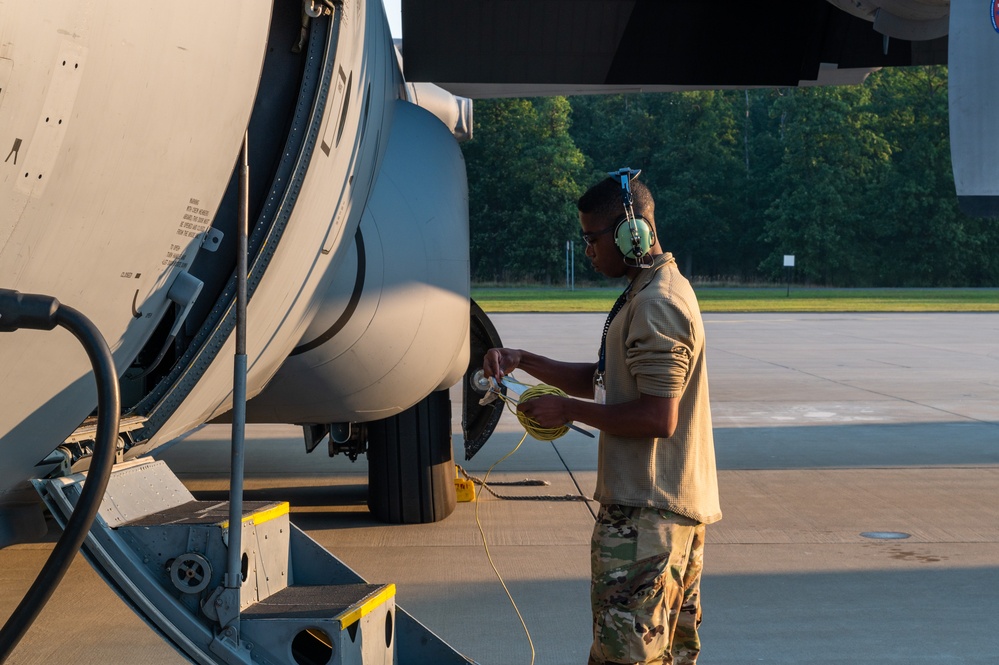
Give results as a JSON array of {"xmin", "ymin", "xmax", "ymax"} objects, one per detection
[{"xmin": 460, "ymin": 66, "xmax": 999, "ymax": 287}]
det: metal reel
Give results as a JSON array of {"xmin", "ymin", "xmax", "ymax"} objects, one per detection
[{"xmin": 169, "ymin": 552, "xmax": 212, "ymax": 594}]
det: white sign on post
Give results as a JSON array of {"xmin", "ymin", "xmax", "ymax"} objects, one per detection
[{"xmin": 783, "ymin": 255, "xmax": 795, "ymax": 267}]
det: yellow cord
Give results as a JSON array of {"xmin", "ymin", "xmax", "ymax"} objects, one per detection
[
  {"xmin": 474, "ymin": 431, "xmax": 536, "ymax": 665},
  {"xmin": 470, "ymin": 379, "xmax": 573, "ymax": 664},
  {"xmin": 498, "ymin": 383, "xmax": 571, "ymax": 441}
]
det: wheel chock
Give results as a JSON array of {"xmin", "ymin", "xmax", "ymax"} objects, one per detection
[{"xmin": 454, "ymin": 466, "xmax": 475, "ymax": 502}]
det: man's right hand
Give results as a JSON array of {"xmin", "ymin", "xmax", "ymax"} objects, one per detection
[{"xmin": 483, "ymin": 347, "xmax": 522, "ymax": 379}]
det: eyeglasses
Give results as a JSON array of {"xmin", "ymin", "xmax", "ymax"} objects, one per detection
[{"xmin": 581, "ymin": 223, "xmax": 616, "ymax": 246}]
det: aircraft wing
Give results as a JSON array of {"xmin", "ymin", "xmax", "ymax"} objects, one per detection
[
  {"xmin": 401, "ymin": 0, "xmax": 999, "ymax": 219},
  {"xmin": 400, "ymin": 0, "xmax": 947, "ymax": 98}
]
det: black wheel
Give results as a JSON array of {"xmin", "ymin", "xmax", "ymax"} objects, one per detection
[
  {"xmin": 462, "ymin": 299, "xmax": 505, "ymax": 460},
  {"xmin": 367, "ymin": 389, "xmax": 457, "ymax": 524}
]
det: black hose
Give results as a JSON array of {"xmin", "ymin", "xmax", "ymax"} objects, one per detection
[{"xmin": 0, "ymin": 298, "xmax": 120, "ymax": 663}]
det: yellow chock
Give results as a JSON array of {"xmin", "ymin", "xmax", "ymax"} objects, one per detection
[{"xmin": 454, "ymin": 466, "xmax": 476, "ymax": 502}]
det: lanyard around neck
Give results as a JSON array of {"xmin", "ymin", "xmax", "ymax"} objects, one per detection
[{"xmin": 598, "ymin": 282, "xmax": 633, "ymax": 374}]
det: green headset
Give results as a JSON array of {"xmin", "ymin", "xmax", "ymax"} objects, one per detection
[{"xmin": 610, "ymin": 167, "xmax": 656, "ymax": 268}]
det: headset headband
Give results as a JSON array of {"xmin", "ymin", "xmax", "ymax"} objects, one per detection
[
  {"xmin": 608, "ymin": 167, "xmax": 654, "ymax": 268},
  {"xmin": 610, "ymin": 167, "xmax": 641, "ymax": 210}
]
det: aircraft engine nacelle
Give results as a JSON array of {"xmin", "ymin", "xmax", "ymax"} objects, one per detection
[
  {"xmin": 824, "ymin": 0, "xmax": 950, "ymax": 40},
  {"xmin": 244, "ymin": 101, "xmax": 470, "ymax": 425}
]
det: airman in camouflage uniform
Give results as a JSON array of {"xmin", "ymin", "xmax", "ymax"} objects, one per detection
[
  {"xmin": 589, "ymin": 504, "xmax": 705, "ymax": 665},
  {"xmin": 482, "ymin": 174, "xmax": 720, "ymax": 664}
]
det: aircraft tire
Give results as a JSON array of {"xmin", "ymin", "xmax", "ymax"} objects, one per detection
[
  {"xmin": 461, "ymin": 299, "xmax": 505, "ymax": 460},
  {"xmin": 367, "ymin": 389, "xmax": 457, "ymax": 524}
]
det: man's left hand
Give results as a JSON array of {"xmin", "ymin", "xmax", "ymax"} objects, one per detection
[{"xmin": 517, "ymin": 394, "xmax": 572, "ymax": 429}]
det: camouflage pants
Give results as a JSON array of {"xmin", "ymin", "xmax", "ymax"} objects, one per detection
[{"xmin": 588, "ymin": 504, "xmax": 706, "ymax": 665}]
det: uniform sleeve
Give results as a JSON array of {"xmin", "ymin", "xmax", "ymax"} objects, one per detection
[{"xmin": 624, "ymin": 298, "xmax": 694, "ymax": 398}]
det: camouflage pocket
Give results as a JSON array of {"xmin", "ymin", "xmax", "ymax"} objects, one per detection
[{"xmin": 591, "ymin": 552, "xmax": 688, "ymax": 663}]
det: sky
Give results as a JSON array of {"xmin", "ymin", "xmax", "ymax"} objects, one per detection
[{"xmin": 383, "ymin": 0, "xmax": 402, "ymax": 38}]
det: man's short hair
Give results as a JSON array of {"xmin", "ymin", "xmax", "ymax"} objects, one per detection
[{"xmin": 577, "ymin": 175, "xmax": 655, "ymax": 225}]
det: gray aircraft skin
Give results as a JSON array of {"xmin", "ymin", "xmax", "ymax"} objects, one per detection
[
  {"xmin": 0, "ymin": 0, "xmax": 996, "ymax": 594},
  {"xmin": 0, "ymin": 0, "xmax": 477, "ymax": 548}
]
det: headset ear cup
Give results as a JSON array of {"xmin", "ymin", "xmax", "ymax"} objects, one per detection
[{"xmin": 614, "ymin": 217, "xmax": 656, "ymax": 259}]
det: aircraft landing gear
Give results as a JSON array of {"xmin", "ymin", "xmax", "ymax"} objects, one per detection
[{"xmin": 366, "ymin": 389, "xmax": 457, "ymax": 524}]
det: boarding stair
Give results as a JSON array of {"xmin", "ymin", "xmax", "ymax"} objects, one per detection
[{"xmin": 35, "ymin": 458, "xmax": 474, "ymax": 665}]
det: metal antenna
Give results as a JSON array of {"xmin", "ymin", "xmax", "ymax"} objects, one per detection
[{"xmin": 224, "ymin": 130, "xmax": 250, "ymax": 638}]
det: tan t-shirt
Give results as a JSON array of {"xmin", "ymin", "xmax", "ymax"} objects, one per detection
[{"xmin": 593, "ymin": 253, "xmax": 722, "ymax": 524}]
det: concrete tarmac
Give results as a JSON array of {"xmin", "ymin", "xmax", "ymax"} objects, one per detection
[{"xmin": 2, "ymin": 312, "xmax": 998, "ymax": 664}]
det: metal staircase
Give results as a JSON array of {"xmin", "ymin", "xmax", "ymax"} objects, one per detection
[{"xmin": 35, "ymin": 458, "xmax": 473, "ymax": 665}]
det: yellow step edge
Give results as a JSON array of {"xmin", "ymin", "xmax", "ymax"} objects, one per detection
[
  {"xmin": 219, "ymin": 501, "xmax": 289, "ymax": 529},
  {"xmin": 338, "ymin": 584, "xmax": 396, "ymax": 629}
]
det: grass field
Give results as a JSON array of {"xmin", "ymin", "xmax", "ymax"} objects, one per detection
[{"xmin": 471, "ymin": 286, "xmax": 999, "ymax": 313}]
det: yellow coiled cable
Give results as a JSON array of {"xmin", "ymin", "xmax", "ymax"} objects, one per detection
[{"xmin": 504, "ymin": 383, "xmax": 570, "ymax": 441}]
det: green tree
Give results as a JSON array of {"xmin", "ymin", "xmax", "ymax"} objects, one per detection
[
  {"xmin": 760, "ymin": 84, "xmax": 893, "ymax": 285},
  {"xmin": 644, "ymin": 91, "xmax": 750, "ymax": 279},
  {"xmin": 462, "ymin": 97, "xmax": 587, "ymax": 282},
  {"xmin": 570, "ymin": 92, "xmax": 756, "ymax": 279},
  {"xmin": 468, "ymin": 67, "xmax": 999, "ymax": 287},
  {"xmin": 863, "ymin": 66, "xmax": 999, "ymax": 286}
]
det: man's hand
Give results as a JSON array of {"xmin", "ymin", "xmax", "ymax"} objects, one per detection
[
  {"xmin": 483, "ymin": 348, "xmax": 598, "ymax": 401},
  {"xmin": 517, "ymin": 394, "xmax": 572, "ymax": 429},
  {"xmin": 523, "ymin": 392, "xmax": 681, "ymax": 439},
  {"xmin": 483, "ymin": 347, "xmax": 522, "ymax": 379}
]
